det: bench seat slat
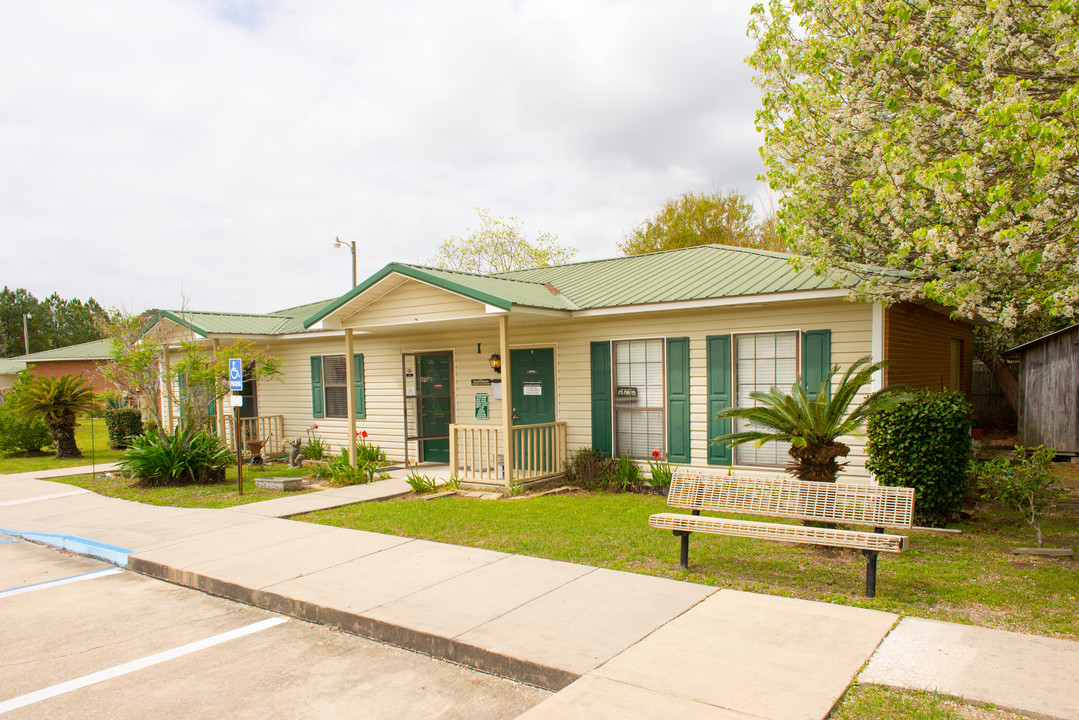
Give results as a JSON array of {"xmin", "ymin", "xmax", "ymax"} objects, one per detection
[
  {"xmin": 668, "ymin": 471, "xmax": 914, "ymax": 529},
  {"xmin": 649, "ymin": 512, "xmax": 908, "ymax": 553}
]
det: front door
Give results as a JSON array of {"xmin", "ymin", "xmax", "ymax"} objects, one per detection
[
  {"xmin": 510, "ymin": 348, "xmax": 556, "ymax": 425},
  {"xmin": 418, "ymin": 353, "xmax": 453, "ymax": 462}
]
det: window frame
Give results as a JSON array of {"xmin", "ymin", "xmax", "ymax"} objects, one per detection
[
  {"xmin": 731, "ymin": 329, "xmax": 801, "ymax": 468},
  {"xmin": 320, "ymin": 354, "xmax": 349, "ymax": 419},
  {"xmin": 610, "ymin": 336, "xmax": 667, "ymax": 460}
]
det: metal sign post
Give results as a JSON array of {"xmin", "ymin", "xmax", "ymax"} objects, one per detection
[{"xmin": 230, "ymin": 359, "xmax": 243, "ymax": 495}]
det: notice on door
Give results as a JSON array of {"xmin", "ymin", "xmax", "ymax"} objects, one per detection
[
  {"xmin": 475, "ymin": 393, "xmax": 489, "ymax": 419},
  {"xmin": 522, "ymin": 381, "xmax": 542, "ymax": 396}
]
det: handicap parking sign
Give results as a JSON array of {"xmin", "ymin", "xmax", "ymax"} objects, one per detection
[{"xmin": 229, "ymin": 358, "xmax": 243, "ymax": 391}]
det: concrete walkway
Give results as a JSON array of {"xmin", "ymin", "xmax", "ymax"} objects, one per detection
[{"xmin": 2, "ymin": 467, "xmax": 1078, "ymax": 719}]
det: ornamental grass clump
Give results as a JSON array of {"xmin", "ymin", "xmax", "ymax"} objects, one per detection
[{"xmin": 120, "ymin": 426, "xmax": 232, "ymax": 486}]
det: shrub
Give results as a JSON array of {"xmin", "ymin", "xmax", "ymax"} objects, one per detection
[
  {"xmin": 104, "ymin": 406, "xmax": 143, "ymax": 448},
  {"xmin": 563, "ymin": 447, "xmax": 618, "ymax": 491},
  {"xmin": 326, "ymin": 447, "xmax": 389, "ymax": 485},
  {"xmin": 0, "ymin": 399, "xmax": 51, "ymax": 455},
  {"xmin": 406, "ymin": 471, "xmax": 439, "ymax": 494},
  {"xmin": 866, "ymin": 389, "xmax": 972, "ymax": 525},
  {"xmin": 973, "ymin": 445, "xmax": 1066, "ymax": 548},
  {"xmin": 302, "ymin": 426, "xmax": 327, "ymax": 460},
  {"xmin": 120, "ymin": 426, "xmax": 232, "ymax": 485}
]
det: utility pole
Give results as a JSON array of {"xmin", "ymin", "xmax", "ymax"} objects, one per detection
[
  {"xmin": 22, "ymin": 313, "xmax": 30, "ymax": 355},
  {"xmin": 333, "ymin": 237, "xmax": 357, "ymax": 288}
]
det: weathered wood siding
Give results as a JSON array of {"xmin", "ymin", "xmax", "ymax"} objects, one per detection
[{"xmin": 1017, "ymin": 326, "xmax": 1079, "ymax": 454}]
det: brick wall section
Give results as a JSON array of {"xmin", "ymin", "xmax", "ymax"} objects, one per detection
[
  {"xmin": 883, "ymin": 302, "xmax": 974, "ymax": 400},
  {"xmin": 25, "ymin": 360, "xmax": 117, "ymax": 394}
]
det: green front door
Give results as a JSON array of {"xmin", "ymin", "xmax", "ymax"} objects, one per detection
[
  {"xmin": 510, "ymin": 348, "xmax": 556, "ymax": 425},
  {"xmin": 418, "ymin": 353, "xmax": 452, "ymax": 462}
]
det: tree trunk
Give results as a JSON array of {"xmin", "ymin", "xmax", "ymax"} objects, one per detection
[
  {"xmin": 48, "ymin": 414, "xmax": 83, "ymax": 459},
  {"xmin": 975, "ymin": 347, "xmax": 1019, "ymax": 414},
  {"xmin": 787, "ymin": 441, "xmax": 850, "ymax": 482}
]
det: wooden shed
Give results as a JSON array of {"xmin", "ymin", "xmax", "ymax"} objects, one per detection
[{"xmin": 1003, "ymin": 324, "xmax": 1079, "ymax": 455}]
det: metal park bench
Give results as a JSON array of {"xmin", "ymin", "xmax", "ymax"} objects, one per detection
[{"xmin": 649, "ymin": 469, "xmax": 915, "ymax": 597}]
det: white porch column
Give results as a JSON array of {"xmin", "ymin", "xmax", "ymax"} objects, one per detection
[
  {"xmin": 499, "ymin": 315, "xmax": 513, "ymax": 485},
  {"xmin": 345, "ymin": 328, "xmax": 357, "ymax": 469},
  {"xmin": 163, "ymin": 346, "xmax": 173, "ymax": 430}
]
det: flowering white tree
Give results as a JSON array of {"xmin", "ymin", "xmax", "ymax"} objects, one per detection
[{"xmin": 749, "ymin": 0, "xmax": 1078, "ymax": 328}]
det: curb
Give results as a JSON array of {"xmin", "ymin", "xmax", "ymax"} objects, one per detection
[{"xmin": 0, "ymin": 527, "xmax": 133, "ymax": 567}]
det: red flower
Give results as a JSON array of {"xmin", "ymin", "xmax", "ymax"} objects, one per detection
[
  {"xmin": 313, "ymin": 424, "xmax": 319, "ymax": 429},
  {"xmin": 652, "ymin": 450, "xmax": 660, "ymax": 459},
  {"xmin": 361, "ymin": 430, "xmax": 368, "ymax": 438}
]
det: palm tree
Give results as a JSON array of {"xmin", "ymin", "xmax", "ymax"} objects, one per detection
[
  {"xmin": 712, "ymin": 355, "xmax": 908, "ymax": 482},
  {"xmin": 16, "ymin": 374, "xmax": 96, "ymax": 459}
]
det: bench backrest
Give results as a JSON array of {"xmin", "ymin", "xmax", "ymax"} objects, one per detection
[{"xmin": 668, "ymin": 470, "xmax": 914, "ymax": 529}]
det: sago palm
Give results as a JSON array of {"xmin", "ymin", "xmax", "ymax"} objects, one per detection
[
  {"xmin": 712, "ymin": 355, "xmax": 908, "ymax": 482},
  {"xmin": 16, "ymin": 374, "xmax": 97, "ymax": 459}
]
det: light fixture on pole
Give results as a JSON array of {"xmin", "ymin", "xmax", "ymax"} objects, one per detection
[
  {"xmin": 22, "ymin": 313, "xmax": 30, "ymax": 355},
  {"xmin": 333, "ymin": 236, "xmax": 357, "ymax": 288}
]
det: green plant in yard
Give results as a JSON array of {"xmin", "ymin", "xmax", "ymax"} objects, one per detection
[
  {"xmin": 0, "ymin": 373, "xmax": 51, "ymax": 455},
  {"xmin": 14, "ymin": 373, "xmax": 97, "ymax": 458},
  {"xmin": 119, "ymin": 425, "xmax": 232, "ymax": 485},
  {"xmin": 302, "ymin": 425, "xmax": 327, "ymax": 460},
  {"xmin": 563, "ymin": 446, "xmax": 618, "ymax": 491},
  {"xmin": 713, "ymin": 355, "xmax": 908, "ymax": 482},
  {"xmin": 505, "ymin": 481, "xmax": 524, "ymax": 497},
  {"xmin": 974, "ymin": 445, "xmax": 1066, "ymax": 548},
  {"xmin": 646, "ymin": 449, "xmax": 673, "ymax": 488},
  {"xmin": 612, "ymin": 452, "xmax": 641, "ymax": 492},
  {"xmin": 104, "ymin": 406, "xmax": 143, "ymax": 449},
  {"xmin": 354, "ymin": 429, "xmax": 388, "ymax": 466},
  {"xmin": 406, "ymin": 470, "xmax": 439, "ymax": 494},
  {"xmin": 867, "ymin": 389, "xmax": 973, "ymax": 525}
]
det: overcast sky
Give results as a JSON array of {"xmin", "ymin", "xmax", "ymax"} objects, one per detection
[{"xmin": 1, "ymin": 0, "xmax": 769, "ymax": 315}]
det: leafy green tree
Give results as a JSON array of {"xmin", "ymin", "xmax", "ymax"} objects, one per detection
[
  {"xmin": 0, "ymin": 287, "xmax": 42, "ymax": 357},
  {"xmin": 0, "ymin": 371, "xmax": 51, "ymax": 455},
  {"xmin": 97, "ymin": 313, "xmax": 165, "ymax": 428},
  {"xmin": 619, "ymin": 190, "xmax": 785, "ymax": 255},
  {"xmin": 749, "ymin": 0, "xmax": 1079, "ymax": 326},
  {"xmin": 171, "ymin": 338, "xmax": 284, "ymax": 433},
  {"xmin": 15, "ymin": 374, "xmax": 96, "ymax": 458},
  {"xmin": 429, "ymin": 207, "xmax": 577, "ymax": 273},
  {"xmin": 0, "ymin": 288, "xmax": 108, "ymax": 357},
  {"xmin": 712, "ymin": 356, "xmax": 908, "ymax": 482}
]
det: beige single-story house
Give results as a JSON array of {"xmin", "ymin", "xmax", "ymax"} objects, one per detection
[
  {"xmin": 0, "ymin": 357, "xmax": 27, "ymax": 394},
  {"xmin": 147, "ymin": 245, "xmax": 975, "ymax": 488}
]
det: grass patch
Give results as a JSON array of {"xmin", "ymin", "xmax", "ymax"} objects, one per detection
[
  {"xmin": 0, "ymin": 417, "xmax": 125, "ymax": 474},
  {"xmin": 301, "ymin": 477, "xmax": 1079, "ymax": 640},
  {"xmin": 52, "ymin": 463, "xmax": 315, "ymax": 509},
  {"xmin": 831, "ymin": 684, "xmax": 1031, "ymax": 719}
]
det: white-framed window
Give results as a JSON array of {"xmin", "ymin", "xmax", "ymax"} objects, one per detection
[
  {"xmin": 322, "ymin": 355, "xmax": 348, "ymax": 419},
  {"xmin": 612, "ymin": 338, "xmax": 665, "ymax": 459},
  {"xmin": 734, "ymin": 331, "xmax": 799, "ymax": 466}
]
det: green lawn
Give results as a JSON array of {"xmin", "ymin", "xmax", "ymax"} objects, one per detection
[
  {"xmin": 831, "ymin": 684, "xmax": 1030, "ymax": 720},
  {"xmin": 54, "ymin": 462, "xmax": 315, "ymax": 509},
  {"xmin": 0, "ymin": 417, "xmax": 126, "ymax": 474},
  {"xmin": 301, "ymin": 480, "xmax": 1079, "ymax": 640}
]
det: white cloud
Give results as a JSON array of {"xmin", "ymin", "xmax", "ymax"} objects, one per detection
[{"xmin": 0, "ymin": 0, "xmax": 767, "ymax": 314}]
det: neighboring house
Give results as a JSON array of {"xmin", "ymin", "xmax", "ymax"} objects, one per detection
[
  {"xmin": 147, "ymin": 245, "xmax": 975, "ymax": 488},
  {"xmin": 1003, "ymin": 323, "xmax": 1079, "ymax": 456},
  {"xmin": 0, "ymin": 357, "xmax": 27, "ymax": 395},
  {"xmin": 14, "ymin": 340, "xmax": 116, "ymax": 394}
]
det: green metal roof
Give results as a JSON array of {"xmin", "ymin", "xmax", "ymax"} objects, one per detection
[
  {"xmin": 16, "ymin": 339, "xmax": 113, "ymax": 361},
  {"xmin": 303, "ymin": 245, "xmax": 853, "ymax": 327},
  {"xmin": 154, "ymin": 299, "xmax": 337, "ymax": 337},
  {"xmin": 497, "ymin": 245, "xmax": 848, "ymax": 308}
]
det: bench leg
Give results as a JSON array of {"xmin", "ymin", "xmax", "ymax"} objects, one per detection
[
  {"xmin": 862, "ymin": 550, "xmax": 878, "ymax": 598},
  {"xmin": 673, "ymin": 531, "xmax": 690, "ymax": 570}
]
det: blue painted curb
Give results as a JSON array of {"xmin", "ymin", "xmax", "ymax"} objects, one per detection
[{"xmin": 0, "ymin": 527, "xmax": 133, "ymax": 567}]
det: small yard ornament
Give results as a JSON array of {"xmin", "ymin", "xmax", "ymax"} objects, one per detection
[{"xmin": 285, "ymin": 437, "xmax": 304, "ymax": 468}]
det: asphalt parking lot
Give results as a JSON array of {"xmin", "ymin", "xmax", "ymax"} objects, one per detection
[{"xmin": 0, "ymin": 536, "xmax": 549, "ymax": 719}]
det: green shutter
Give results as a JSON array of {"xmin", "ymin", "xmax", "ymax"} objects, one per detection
[
  {"xmin": 666, "ymin": 337, "xmax": 691, "ymax": 463},
  {"xmin": 802, "ymin": 329, "xmax": 832, "ymax": 401},
  {"xmin": 310, "ymin": 356, "xmax": 324, "ymax": 419},
  {"xmin": 706, "ymin": 335, "xmax": 732, "ymax": 465},
  {"xmin": 353, "ymin": 354, "xmax": 365, "ymax": 419},
  {"xmin": 590, "ymin": 341, "xmax": 612, "ymax": 457}
]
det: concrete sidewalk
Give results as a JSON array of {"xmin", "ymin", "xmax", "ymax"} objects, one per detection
[{"xmin": 2, "ymin": 468, "xmax": 1078, "ymax": 719}]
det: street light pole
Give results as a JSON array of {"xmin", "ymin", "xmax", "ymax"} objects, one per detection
[
  {"xmin": 22, "ymin": 313, "xmax": 30, "ymax": 355},
  {"xmin": 333, "ymin": 237, "xmax": 357, "ymax": 288}
]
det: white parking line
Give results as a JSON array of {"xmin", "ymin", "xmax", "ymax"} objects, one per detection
[
  {"xmin": 0, "ymin": 617, "xmax": 287, "ymax": 714},
  {"xmin": 0, "ymin": 568, "xmax": 123, "ymax": 599},
  {"xmin": 0, "ymin": 488, "xmax": 90, "ymax": 507}
]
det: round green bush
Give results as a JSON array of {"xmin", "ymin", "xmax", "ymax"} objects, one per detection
[
  {"xmin": 866, "ymin": 389, "xmax": 972, "ymax": 525},
  {"xmin": 104, "ymin": 406, "xmax": 144, "ymax": 448},
  {"xmin": 0, "ymin": 400, "xmax": 51, "ymax": 455}
]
